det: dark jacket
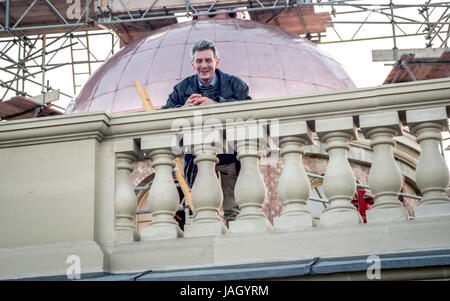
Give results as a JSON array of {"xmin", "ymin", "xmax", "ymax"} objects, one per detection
[
  {"xmin": 162, "ymin": 69, "xmax": 251, "ymax": 109},
  {"xmin": 162, "ymin": 69, "xmax": 252, "ymax": 187}
]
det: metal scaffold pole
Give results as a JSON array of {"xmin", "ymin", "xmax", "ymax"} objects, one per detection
[
  {"xmin": 41, "ymin": 34, "xmax": 46, "ymax": 106},
  {"xmin": 0, "ymin": 0, "xmax": 449, "ymax": 105},
  {"xmin": 390, "ymin": 0, "xmax": 398, "ymax": 62}
]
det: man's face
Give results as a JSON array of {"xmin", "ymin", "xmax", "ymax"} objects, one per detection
[{"xmin": 191, "ymin": 49, "xmax": 220, "ymax": 85}]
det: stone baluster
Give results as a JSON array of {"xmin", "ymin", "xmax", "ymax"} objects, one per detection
[
  {"xmin": 406, "ymin": 107, "xmax": 450, "ymax": 218},
  {"xmin": 140, "ymin": 134, "xmax": 183, "ymax": 240},
  {"xmin": 114, "ymin": 139, "xmax": 140, "ymax": 242},
  {"xmin": 183, "ymin": 128, "xmax": 228, "ymax": 237},
  {"xmin": 360, "ymin": 112, "xmax": 409, "ymax": 223},
  {"xmin": 316, "ymin": 117, "xmax": 362, "ymax": 226},
  {"xmin": 270, "ymin": 121, "xmax": 314, "ymax": 231},
  {"xmin": 226, "ymin": 124, "xmax": 272, "ymax": 233}
]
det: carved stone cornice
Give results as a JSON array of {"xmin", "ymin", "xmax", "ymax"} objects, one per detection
[{"xmin": 0, "ymin": 112, "xmax": 111, "ymax": 148}]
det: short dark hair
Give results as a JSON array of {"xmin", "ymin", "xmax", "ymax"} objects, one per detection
[{"xmin": 190, "ymin": 39, "xmax": 219, "ymax": 61}]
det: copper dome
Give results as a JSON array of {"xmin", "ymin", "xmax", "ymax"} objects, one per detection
[{"xmin": 65, "ymin": 18, "xmax": 356, "ymax": 114}]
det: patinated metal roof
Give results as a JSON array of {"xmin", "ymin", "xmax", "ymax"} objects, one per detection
[{"xmin": 65, "ymin": 18, "xmax": 355, "ymax": 115}]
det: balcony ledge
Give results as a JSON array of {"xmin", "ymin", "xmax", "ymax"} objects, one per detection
[
  {"xmin": 3, "ymin": 216, "xmax": 449, "ymax": 281},
  {"xmin": 92, "ymin": 249, "xmax": 450, "ymax": 281},
  {"xmin": 101, "ymin": 216, "xmax": 450, "ymax": 278}
]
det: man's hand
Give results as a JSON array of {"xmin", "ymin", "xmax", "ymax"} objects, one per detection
[
  {"xmin": 184, "ymin": 93, "xmax": 201, "ymax": 107},
  {"xmin": 191, "ymin": 96, "xmax": 218, "ymax": 106},
  {"xmin": 185, "ymin": 94, "xmax": 218, "ymax": 107}
]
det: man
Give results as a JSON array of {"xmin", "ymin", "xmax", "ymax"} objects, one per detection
[{"xmin": 162, "ymin": 39, "xmax": 251, "ymax": 225}]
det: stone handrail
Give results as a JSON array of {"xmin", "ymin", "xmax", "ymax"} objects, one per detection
[
  {"xmin": 104, "ymin": 77, "xmax": 450, "ymax": 138},
  {"xmin": 0, "ymin": 78, "xmax": 449, "ymax": 279}
]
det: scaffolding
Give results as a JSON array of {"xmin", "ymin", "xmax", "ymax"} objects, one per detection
[{"xmin": 0, "ymin": 0, "xmax": 449, "ymax": 109}]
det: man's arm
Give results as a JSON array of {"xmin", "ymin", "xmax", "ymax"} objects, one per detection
[
  {"xmin": 217, "ymin": 77, "xmax": 252, "ymax": 103},
  {"xmin": 161, "ymin": 87, "xmax": 184, "ymax": 109}
]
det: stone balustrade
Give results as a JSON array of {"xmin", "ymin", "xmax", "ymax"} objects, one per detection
[{"xmin": 0, "ymin": 78, "xmax": 449, "ymax": 279}]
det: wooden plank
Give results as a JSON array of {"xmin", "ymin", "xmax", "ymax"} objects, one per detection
[
  {"xmin": 254, "ymin": 7, "xmax": 331, "ymax": 34},
  {"xmin": 30, "ymin": 90, "xmax": 60, "ymax": 105},
  {"xmin": 0, "ymin": 102, "xmax": 24, "ymax": 118},
  {"xmin": 133, "ymin": 80, "xmax": 194, "ymax": 212},
  {"xmin": 1, "ymin": 1, "xmax": 331, "ymax": 38},
  {"xmin": 97, "ymin": 0, "xmax": 327, "ymax": 16},
  {"xmin": 173, "ymin": 158, "xmax": 194, "ymax": 212},
  {"xmin": 98, "ymin": 0, "xmax": 249, "ymax": 13},
  {"xmin": 7, "ymin": 111, "xmax": 35, "ymax": 120},
  {"xmin": 133, "ymin": 81, "xmax": 154, "ymax": 110},
  {"xmin": 0, "ymin": 0, "xmax": 97, "ymax": 37},
  {"xmin": 6, "ymin": 2, "xmax": 88, "ymax": 21},
  {"xmin": 372, "ymin": 48, "xmax": 450, "ymax": 62}
]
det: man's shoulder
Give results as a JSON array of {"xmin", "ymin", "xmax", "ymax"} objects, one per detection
[
  {"xmin": 174, "ymin": 74, "xmax": 196, "ymax": 90},
  {"xmin": 218, "ymin": 69, "xmax": 238, "ymax": 79},
  {"xmin": 218, "ymin": 70, "xmax": 247, "ymax": 86}
]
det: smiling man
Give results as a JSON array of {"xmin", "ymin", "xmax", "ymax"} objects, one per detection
[{"xmin": 162, "ymin": 39, "xmax": 252, "ymax": 226}]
